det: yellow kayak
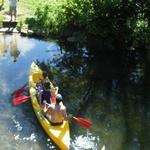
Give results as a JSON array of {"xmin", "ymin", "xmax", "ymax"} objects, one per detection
[{"xmin": 28, "ymin": 62, "xmax": 70, "ymax": 150}]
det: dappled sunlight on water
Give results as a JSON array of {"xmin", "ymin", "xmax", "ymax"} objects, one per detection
[
  {"xmin": 9, "ymin": 115, "xmax": 56, "ymax": 150},
  {"xmin": 71, "ymin": 131, "xmax": 100, "ymax": 150},
  {"xmin": 46, "ymin": 138, "xmax": 57, "ymax": 149},
  {"xmin": 0, "ymin": 32, "xmax": 149, "ymax": 150},
  {"xmin": 0, "ymin": 33, "xmax": 62, "ymax": 150}
]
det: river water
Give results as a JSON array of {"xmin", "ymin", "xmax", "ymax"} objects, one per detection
[
  {"xmin": 0, "ymin": 33, "xmax": 100, "ymax": 150},
  {"xmin": 0, "ymin": 33, "xmax": 149, "ymax": 150}
]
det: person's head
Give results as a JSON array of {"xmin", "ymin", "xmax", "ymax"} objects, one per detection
[
  {"xmin": 56, "ymin": 94, "xmax": 63, "ymax": 104},
  {"xmin": 43, "ymin": 71, "xmax": 48, "ymax": 79},
  {"xmin": 43, "ymin": 82, "xmax": 50, "ymax": 90}
]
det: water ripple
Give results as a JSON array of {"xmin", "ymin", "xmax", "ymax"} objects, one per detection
[
  {"xmin": 11, "ymin": 115, "xmax": 37, "ymax": 142},
  {"xmin": 71, "ymin": 131, "xmax": 100, "ymax": 150}
]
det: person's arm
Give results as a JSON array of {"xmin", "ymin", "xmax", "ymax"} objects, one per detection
[
  {"xmin": 45, "ymin": 108, "xmax": 52, "ymax": 115},
  {"xmin": 49, "ymin": 81, "xmax": 54, "ymax": 89},
  {"xmin": 55, "ymin": 86, "xmax": 59, "ymax": 95},
  {"xmin": 44, "ymin": 103, "xmax": 52, "ymax": 115},
  {"xmin": 63, "ymin": 107, "xmax": 68, "ymax": 120}
]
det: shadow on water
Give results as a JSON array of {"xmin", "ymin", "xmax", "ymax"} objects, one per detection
[
  {"xmin": 37, "ymin": 35, "xmax": 150, "ymax": 150},
  {"xmin": 0, "ymin": 32, "xmax": 150, "ymax": 150}
]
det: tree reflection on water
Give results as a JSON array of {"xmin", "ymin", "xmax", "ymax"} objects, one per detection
[{"xmin": 37, "ymin": 37, "xmax": 150, "ymax": 150}]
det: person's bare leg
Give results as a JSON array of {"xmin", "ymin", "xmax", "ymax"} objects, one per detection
[
  {"xmin": 14, "ymin": 9, "xmax": 17, "ymax": 21},
  {"xmin": 14, "ymin": 9, "xmax": 16, "ymax": 21},
  {"xmin": 9, "ymin": 7, "xmax": 12, "ymax": 21},
  {"xmin": 10, "ymin": 13, "xmax": 12, "ymax": 21}
]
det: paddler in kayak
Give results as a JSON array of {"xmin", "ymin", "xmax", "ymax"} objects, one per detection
[
  {"xmin": 42, "ymin": 71, "xmax": 59, "ymax": 103},
  {"xmin": 50, "ymin": 86, "xmax": 59, "ymax": 104},
  {"xmin": 41, "ymin": 82, "xmax": 51, "ymax": 105},
  {"xmin": 44, "ymin": 94, "xmax": 68, "ymax": 125},
  {"xmin": 36, "ymin": 70, "xmax": 58, "ymax": 104},
  {"xmin": 37, "ymin": 82, "xmax": 59, "ymax": 105},
  {"xmin": 42, "ymin": 71, "xmax": 53, "ymax": 88}
]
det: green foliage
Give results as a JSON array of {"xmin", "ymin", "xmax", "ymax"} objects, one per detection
[
  {"xmin": 28, "ymin": 0, "xmax": 95, "ymax": 36},
  {"xmin": 27, "ymin": 0, "xmax": 149, "ymax": 55},
  {"xmin": 26, "ymin": 0, "xmax": 66, "ymax": 35}
]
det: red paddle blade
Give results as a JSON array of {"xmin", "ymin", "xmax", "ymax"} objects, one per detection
[
  {"xmin": 12, "ymin": 95, "xmax": 30, "ymax": 105},
  {"xmin": 73, "ymin": 117, "xmax": 92, "ymax": 129},
  {"xmin": 12, "ymin": 83, "xmax": 28, "ymax": 97},
  {"xmin": 75, "ymin": 117, "xmax": 92, "ymax": 126}
]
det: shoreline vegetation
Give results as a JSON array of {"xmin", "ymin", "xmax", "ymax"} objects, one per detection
[
  {"xmin": 0, "ymin": 0, "xmax": 75, "ymax": 39},
  {"xmin": 0, "ymin": 0, "xmax": 149, "ymax": 44},
  {"xmin": 0, "ymin": 1, "xmax": 149, "ymax": 87},
  {"xmin": 0, "ymin": 0, "xmax": 91, "ymax": 42},
  {"xmin": 0, "ymin": 1, "xmax": 148, "ymax": 92},
  {"xmin": 0, "ymin": 0, "xmax": 45, "ymax": 37}
]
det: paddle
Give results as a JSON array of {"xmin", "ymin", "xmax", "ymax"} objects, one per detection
[
  {"xmin": 12, "ymin": 95, "xmax": 30, "ymax": 105},
  {"xmin": 73, "ymin": 116, "xmax": 92, "ymax": 129},
  {"xmin": 11, "ymin": 83, "xmax": 28, "ymax": 97}
]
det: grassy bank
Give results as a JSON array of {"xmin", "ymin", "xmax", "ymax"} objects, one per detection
[{"xmin": 0, "ymin": 0, "xmax": 42, "ymax": 29}]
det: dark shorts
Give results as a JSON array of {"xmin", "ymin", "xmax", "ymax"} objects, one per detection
[
  {"xmin": 50, "ymin": 121, "xmax": 63, "ymax": 126},
  {"xmin": 41, "ymin": 90, "xmax": 51, "ymax": 104},
  {"xmin": 9, "ymin": 6, "xmax": 16, "ymax": 14}
]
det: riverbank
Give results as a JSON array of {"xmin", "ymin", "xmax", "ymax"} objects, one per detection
[
  {"xmin": 0, "ymin": 0, "xmax": 41, "ymax": 30},
  {"xmin": 0, "ymin": 0, "xmax": 83, "ymax": 41}
]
